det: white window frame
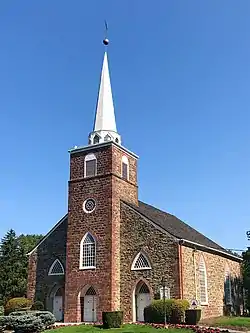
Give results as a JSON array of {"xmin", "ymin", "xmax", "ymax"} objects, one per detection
[
  {"xmin": 160, "ymin": 286, "xmax": 171, "ymax": 300},
  {"xmin": 225, "ymin": 264, "xmax": 232, "ymax": 305},
  {"xmin": 199, "ymin": 255, "xmax": 208, "ymax": 305},
  {"xmin": 121, "ymin": 155, "xmax": 129, "ymax": 181},
  {"xmin": 79, "ymin": 232, "xmax": 96, "ymax": 270},
  {"xmin": 131, "ymin": 251, "xmax": 151, "ymax": 271},
  {"xmin": 84, "ymin": 153, "xmax": 97, "ymax": 178},
  {"xmin": 48, "ymin": 259, "xmax": 65, "ymax": 276}
]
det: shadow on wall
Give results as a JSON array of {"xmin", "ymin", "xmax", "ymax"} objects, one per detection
[{"xmin": 223, "ymin": 276, "xmax": 244, "ymax": 316}]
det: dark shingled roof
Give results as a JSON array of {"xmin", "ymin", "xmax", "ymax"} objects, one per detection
[{"xmin": 126, "ymin": 200, "xmax": 225, "ymax": 251}]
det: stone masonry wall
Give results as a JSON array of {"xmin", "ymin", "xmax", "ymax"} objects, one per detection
[
  {"xmin": 120, "ymin": 202, "xmax": 180, "ymax": 322},
  {"xmin": 181, "ymin": 245, "xmax": 242, "ymax": 318},
  {"xmin": 27, "ymin": 251, "xmax": 37, "ymax": 300},
  {"xmin": 64, "ymin": 142, "xmax": 138, "ymax": 322},
  {"xmin": 111, "ymin": 144, "xmax": 138, "ymax": 311},
  {"xmin": 27, "ymin": 216, "xmax": 68, "ymax": 312}
]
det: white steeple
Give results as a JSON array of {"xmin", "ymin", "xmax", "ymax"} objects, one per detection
[{"xmin": 88, "ymin": 41, "xmax": 121, "ymax": 146}]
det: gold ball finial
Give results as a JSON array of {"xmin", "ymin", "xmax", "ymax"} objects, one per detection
[{"xmin": 103, "ymin": 38, "xmax": 109, "ymax": 46}]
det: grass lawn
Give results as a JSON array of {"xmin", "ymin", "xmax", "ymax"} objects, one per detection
[
  {"xmin": 201, "ymin": 316, "xmax": 250, "ymax": 331},
  {"xmin": 48, "ymin": 324, "xmax": 192, "ymax": 333}
]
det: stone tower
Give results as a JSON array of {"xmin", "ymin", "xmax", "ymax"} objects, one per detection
[{"xmin": 64, "ymin": 42, "xmax": 139, "ymax": 322}]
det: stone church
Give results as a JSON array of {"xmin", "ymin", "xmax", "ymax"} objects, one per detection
[{"xmin": 27, "ymin": 42, "xmax": 242, "ymax": 323}]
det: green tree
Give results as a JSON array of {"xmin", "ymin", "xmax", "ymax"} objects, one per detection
[
  {"xmin": 0, "ymin": 230, "xmax": 43, "ymax": 304},
  {"xmin": 18, "ymin": 234, "xmax": 43, "ymax": 255},
  {"xmin": 242, "ymin": 248, "xmax": 250, "ymax": 313}
]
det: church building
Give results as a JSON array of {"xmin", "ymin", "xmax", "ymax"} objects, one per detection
[{"xmin": 27, "ymin": 40, "xmax": 242, "ymax": 323}]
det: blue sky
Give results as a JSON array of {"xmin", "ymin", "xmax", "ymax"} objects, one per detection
[{"xmin": 0, "ymin": 0, "xmax": 249, "ymax": 252}]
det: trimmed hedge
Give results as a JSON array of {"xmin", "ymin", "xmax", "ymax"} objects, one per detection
[
  {"xmin": 144, "ymin": 299, "xmax": 189, "ymax": 324},
  {"xmin": 31, "ymin": 301, "xmax": 44, "ymax": 311},
  {"xmin": 0, "ymin": 306, "xmax": 3, "ymax": 316},
  {"xmin": 5, "ymin": 298, "xmax": 32, "ymax": 315},
  {"xmin": 102, "ymin": 311, "xmax": 123, "ymax": 328}
]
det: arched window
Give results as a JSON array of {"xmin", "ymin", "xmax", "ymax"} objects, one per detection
[
  {"xmin": 93, "ymin": 135, "xmax": 100, "ymax": 144},
  {"xmin": 225, "ymin": 264, "xmax": 232, "ymax": 305},
  {"xmin": 122, "ymin": 155, "xmax": 129, "ymax": 180},
  {"xmin": 80, "ymin": 232, "xmax": 96, "ymax": 269},
  {"xmin": 199, "ymin": 256, "xmax": 208, "ymax": 305},
  {"xmin": 131, "ymin": 251, "xmax": 151, "ymax": 270},
  {"xmin": 48, "ymin": 259, "xmax": 64, "ymax": 276},
  {"xmin": 104, "ymin": 134, "xmax": 112, "ymax": 142},
  {"xmin": 84, "ymin": 153, "xmax": 97, "ymax": 178}
]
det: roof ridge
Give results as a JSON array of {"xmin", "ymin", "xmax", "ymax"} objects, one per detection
[{"xmin": 137, "ymin": 200, "xmax": 225, "ymax": 251}]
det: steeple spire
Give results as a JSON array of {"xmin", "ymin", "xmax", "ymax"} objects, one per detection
[{"xmin": 88, "ymin": 30, "xmax": 121, "ymax": 146}]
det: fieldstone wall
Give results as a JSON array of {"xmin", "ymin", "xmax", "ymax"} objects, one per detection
[
  {"xmin": 27, "ymin": 216, "xmax": 68, "ymax": 312},
  {"xmin": 181, "ymin": 245, "xmax": 242, "ymax": 318},
  {"xmin": 120, "ymin": 202, "xmax": 180, "ymax": 322}
]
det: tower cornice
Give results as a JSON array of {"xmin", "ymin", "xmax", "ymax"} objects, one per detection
[{"xmin": 69, "ymin": 141, "xmax": 139, "ymax": 159}]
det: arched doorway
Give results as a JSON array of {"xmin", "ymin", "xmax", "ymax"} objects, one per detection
[
  {"xmin": 53, "ymin": 287, "xmax": 64, "ymax": 321},
  {"xmin": 134, "ymin": 281, "xmax": 151, "ymax": 322},
  {"xmin": 80, "ymin": 286, "xmax": 97, "ymax": 322}
]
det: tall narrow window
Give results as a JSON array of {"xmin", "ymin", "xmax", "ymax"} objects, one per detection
[
  {"xmin": 48, "ymin": 259, "xmax": 64, "ymax": 276},
  {"xmin": 199, "ymin": 256, "xmax": 208, "ymax": 305},
  {"xmin": 85, "ymin": 154, "xmax": 97, "ymax": 178},
  {"xmin": 131, "ymin": 251, "xmax": 151, "ymax": 270},
  {"xmin": 122, "ymin": 155, "xmax": 129, "ymax": 180},
  {"xmin": 225, "ymin": 264, "xmax": 232, "ymax": 305},
  {"xmin": 80, "ymin": 232, "xmax": 96, "ymax": 269},
  {"xmin": 93, "ymin": 135, "xmax": 100, "ymax": 144}
]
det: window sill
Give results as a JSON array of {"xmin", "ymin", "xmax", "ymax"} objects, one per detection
[
  {"xmin": 200, "ymin": 302, "xmax": 209, "ymax": 306},
  {"xmin": 79, "ymin": 266, "xmax": 96, "ymax": 270}
]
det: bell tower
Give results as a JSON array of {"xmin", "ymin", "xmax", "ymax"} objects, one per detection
[{"xmin": 64, "ymin": 37, "xmax": 139, "ymax": 323}]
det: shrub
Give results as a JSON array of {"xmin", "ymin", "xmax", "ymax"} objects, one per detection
[
  {"xmin": 0, "ymin": 315, "xmax": 18, "ymax": 330},
  {"xmin": 31, "ymin": 301, "xmax": 44, "ymax": 311},
  {"xmin": 11, "ymin": 314, "xmax": 44, "ymax": 333},
  {"xmin": 144, "ymin": 299, "xmax": 189, "ymax": 324},
  {"xmin": 102, "ymin": 311, "xmax": 123, "ymax": 328},
  {"xmin": 0, "ymin": 306, "xmax": 3, "ymax": 316},
  {"xmin": 5, "ymin": 298, "xmax": 32, "ymax": 315},
  {"xmin": 34, "ymin": 311, "xmax": 56, "ymax": 328},
  {"xmin": 172, "ymin": 299, "xmax": 190, "ymax": 323},
  {"xmin": 10, "ymin": 311, "xmax": 56, "ymax": 328}
]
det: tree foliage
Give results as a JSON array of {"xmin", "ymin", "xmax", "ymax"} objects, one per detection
[
  {"xmin": 0, "ymin": 230, "xmax": 43, "ymax": 304},
  {"xmin": 242, "ymin": 247, "xmax": 250, "ymax": 313}
]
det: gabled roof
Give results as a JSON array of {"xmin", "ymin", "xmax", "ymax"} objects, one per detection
[
  {"xmin": 127, "ymin": 201, "xmax": 224, "ymax": 250},
  {"xmin": 125, "ymin": 201, "xmax": 241, "ymax": 261}
]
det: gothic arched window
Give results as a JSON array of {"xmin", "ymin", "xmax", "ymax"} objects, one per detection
[
  {"xmin": 122, "ymin": 155, "xmax": 129, "ymax": 180},
  {"xmin": 225, "ymin": 264, "xmax": 232, "ymax": 305},
  {"xmin": 199, "ymin": 255, "xmax": 208, "ymax": 305},
  {"xmin": 93, "ymin": 135, "xmax": 100, "ymax": 144},
  {"xmin": 84, "ymin": 153, "xmax": 97, "ymax": 178},
  {"xmin": 80, "ymin": 232, "xmax": 96, "ymax": 269},
  {"xmin": 131, "ymin": 251, "xmax": 151, "ymax": 270},
  {"xmin": 48, "ymin": 259, "xmax": 64, "ymax": 276}
]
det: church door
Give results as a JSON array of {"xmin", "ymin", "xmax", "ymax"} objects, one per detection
[
  {"xmin": 53, "ymin": 288, "xmax": 63, "ymax": 321},
  {"xmin": 136, "ymin": 282, "xmax": 151, "ymax": 322},
  {"xmin": 82, "ymin": 286, "xmax": 97, "ymax": 322}
]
